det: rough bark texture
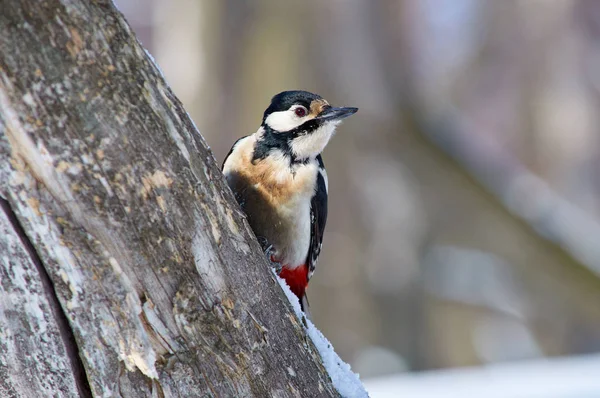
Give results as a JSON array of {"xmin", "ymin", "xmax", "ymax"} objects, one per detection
[
  {"xmin": 0, "ymin": 1, "xmax": 339, "ymax": 397},
  {"xmin": 0, "ymin": 199, "xmax": 86, "ymax": 398}
]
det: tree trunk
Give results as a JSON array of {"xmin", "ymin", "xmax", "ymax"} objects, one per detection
[{"xmin": 0, "ymin": 1, "xmax": 344, "ymax": 396}]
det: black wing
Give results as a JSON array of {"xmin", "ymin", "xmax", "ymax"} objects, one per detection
[{"xmin": 306, "ymin": 155, "xmax": 328, "ymax": 280}]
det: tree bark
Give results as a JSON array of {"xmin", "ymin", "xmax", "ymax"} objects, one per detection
[{"xmin": 0, "ymin": 1, "xmax": 340, "ymax": 397}]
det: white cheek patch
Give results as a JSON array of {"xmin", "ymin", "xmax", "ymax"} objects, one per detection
[
  {"xmin": 290, "ymin": 122, "xmax": 339, "ymax": 160},
  {"xmin": 264, "ymin": 108, "xmax": 310, "ymax": 132}
]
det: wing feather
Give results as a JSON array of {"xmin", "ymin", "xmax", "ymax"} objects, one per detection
[{"xmin": 307, "ymin": 154, "xmax": 328, "ymax": 279}]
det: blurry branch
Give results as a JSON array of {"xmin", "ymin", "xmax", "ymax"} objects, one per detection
[
  {"xmin": 0, "ymin": 1, "xmax": 343, "ymax": 396},
  {"xmin": 414, "ymin": 107, "xmax": 600, "ymax": 277},
  {"xmin": 387, "ymin": 1, "xmax": 600, "ymax": 280}
]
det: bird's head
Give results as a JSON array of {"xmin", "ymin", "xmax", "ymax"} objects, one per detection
[{"xmin": 260, "ymin": 90, "xmax": 358, "ymax": 161}]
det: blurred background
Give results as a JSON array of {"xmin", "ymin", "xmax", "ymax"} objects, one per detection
[{"xmin": 116, "ymin": 0, "xmax": 600, "ymax": 395}]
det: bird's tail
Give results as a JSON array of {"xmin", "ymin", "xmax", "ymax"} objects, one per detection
[{"xmin": 300, "ymin": 294, "xmax": 311, "ymax": 319}]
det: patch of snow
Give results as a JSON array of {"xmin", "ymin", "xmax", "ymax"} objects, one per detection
[
  {"xmin": 274, "ymin": 270, "xmax": 368, "ymax": 398},
  {"xmin": 364, "ymin": 354, "xmax": 600, "ymax": 398}
]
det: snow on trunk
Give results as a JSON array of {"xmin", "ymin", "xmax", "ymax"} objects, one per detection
[{"xmin": 275, "ymin": 272, "xmax": 369, "ymax": 397}]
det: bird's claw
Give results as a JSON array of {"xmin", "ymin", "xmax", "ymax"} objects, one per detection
[
  {"xmin": 263, "ymin": 244, "xmax": 283, "ymax": 274},
  {"xmin": 270, "ymin": 259, "xmax": 283, "ymax": 274}
]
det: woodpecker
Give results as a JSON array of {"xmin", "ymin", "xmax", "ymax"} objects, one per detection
[{"xmin": 222, "ymin": 90, "xmax": 357, "ymax": 311}]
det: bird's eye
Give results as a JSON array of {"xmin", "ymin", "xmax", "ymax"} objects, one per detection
[{"xmin": 295, "ymin": 107, "xmax": 307, "ymax": 117}]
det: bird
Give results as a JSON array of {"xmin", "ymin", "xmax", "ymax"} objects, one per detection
[{"xmin": 222, "ymin": 90, "xmax": 357, "ymax": 312}]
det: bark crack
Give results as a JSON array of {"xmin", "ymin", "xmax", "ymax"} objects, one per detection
[{"xmin": 0, "ymin": 196, "xmax": 93, "ymax": 398}]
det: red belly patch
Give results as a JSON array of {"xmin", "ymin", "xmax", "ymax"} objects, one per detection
[{"xmin": 279, "ymin": 264, "xmax": 308, "ymax": 300}]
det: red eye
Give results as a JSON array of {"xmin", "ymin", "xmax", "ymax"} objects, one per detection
[{"xmin": 295, "ymin": 107, "xmax": 307, "ymax": 117}]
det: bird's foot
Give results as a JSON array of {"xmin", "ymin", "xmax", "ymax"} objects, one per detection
[{"xmin": 264, "ymin": 244, "xmax": 283, "ymax": 274}]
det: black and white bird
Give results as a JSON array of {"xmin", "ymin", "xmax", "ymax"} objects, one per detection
[{"xmin": 222, "ymin": 90, "xmax": 357, "ymax": 311}]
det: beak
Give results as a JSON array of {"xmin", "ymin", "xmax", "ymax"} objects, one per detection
[{"xmin": 317, "ymin": 106, "xmax": 358, "ymax": 121}]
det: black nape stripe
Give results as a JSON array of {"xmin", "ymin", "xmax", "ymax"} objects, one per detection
[
  {"xmin": 316, "ymin": 154, "xmax": 325, "ymax": 170},
  {"xmin": 253, "ymin": 125, "xmax": 316, "ymax": 166}
]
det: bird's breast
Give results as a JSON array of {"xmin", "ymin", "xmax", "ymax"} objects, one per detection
[{"xmin": 223, "ymin": 139, "xmax": 317, "ymax": 268}]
